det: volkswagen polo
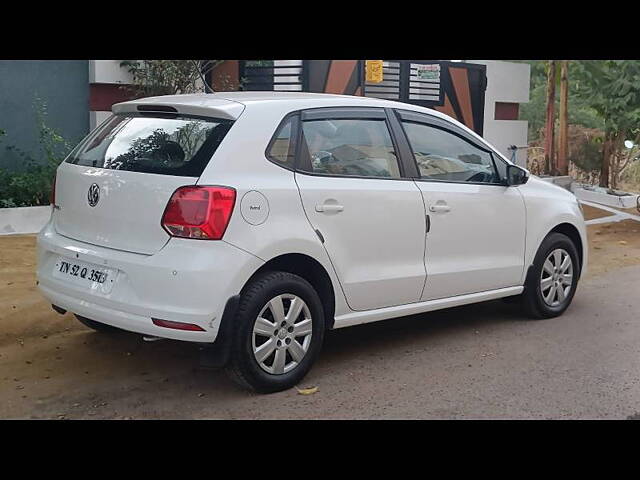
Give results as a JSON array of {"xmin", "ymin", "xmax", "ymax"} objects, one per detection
[{"xmin": 36, "ymin": 92, "xmax": 587, "ymax": 392}]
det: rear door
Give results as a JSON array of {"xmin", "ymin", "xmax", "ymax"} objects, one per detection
[
  {"xmin": 54, "ymin": 113, "xmax": 233, "ymax": 255},
  {"xmin": 294, "ymin": 107, "xmax": 427, "ymax": 311},
  {"xmin": 395, "ymin": 109, "xmax": 526, "ymax": 300}
]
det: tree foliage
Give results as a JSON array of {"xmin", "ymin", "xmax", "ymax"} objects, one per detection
[
  {"xmin": 572, "ymin": 61, "xmax": 640, "ymax": 134},
  {"xmin": 518, "ymin": 60, "xmax": 603, "ymax": 140},
  {"xmin": 568, "ymin": 132, "xmax": 602, "ymax": 173},
  {"xmin": 519, "ymin": 60, "xmax": 640, "ymax": 188},
  {"xmin": 120, "ymin": 60, "xmax": 225, "ymax": 97},
  {"xmin": 571, "ymin": 60, "xmax": 640, "ymax": 187}
]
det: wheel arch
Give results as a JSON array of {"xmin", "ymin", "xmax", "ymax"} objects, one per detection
[
  {"xmin": 242, "ymin": 253, "xmax": 336, "ymax": 330},
  {"xmin": 548, "ymin": 222, "xmax": 584, "ymax": 271},
  {"xmin": 523, "ymin": 219, "xmax": 586, "ymax": 287}
]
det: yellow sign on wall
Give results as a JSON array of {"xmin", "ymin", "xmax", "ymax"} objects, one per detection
[{"xmin": 365, "ymin": 60, "xmax": 384, "ymax": 84}]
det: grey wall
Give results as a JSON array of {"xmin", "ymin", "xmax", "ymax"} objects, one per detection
[{"xmin": 0, "ymin": 60, "xmax": 89, "ymax": 172}]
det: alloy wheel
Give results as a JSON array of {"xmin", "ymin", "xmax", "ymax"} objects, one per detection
[
  {"xmin": 252, "ymin": 294, "xmax": 313, "ymax": 375},
  {"xmin": 540, "ymin": 248, "xmax": 573, "ymax": 307}
]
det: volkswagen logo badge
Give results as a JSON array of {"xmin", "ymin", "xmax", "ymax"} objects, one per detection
[{"xmin": 87, "ymin": 183, "xmax": 100, "ymax": 207}]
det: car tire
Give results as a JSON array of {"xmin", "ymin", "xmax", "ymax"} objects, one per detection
[
  {"xmin": 521, "ymin": 232, "xmax": 580, "ymax": 319},
  {"xmin": 75, "ymin": 314, "xmax": 123, "ymax": 333},
  {"xmin": 225, "ymin": 271, "xmax": 325, "ymax": 393}
]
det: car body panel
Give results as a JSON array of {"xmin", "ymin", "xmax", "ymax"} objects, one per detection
[
  {"xmin": 36, "ymin": 92, "xmax": 587, "ymax": 344},
  {"xmin": 334, "ymin": 285, "xmax": 524, "ymax": 329},
  {"xmin": 54, "ymin": 162, "xmax": 193, "ymax": 255},
  {"xmin": 517, "ymin": 176, "xmax": 588, "ymax": 281},
  {"xmin": 192, "ymin": 103, "xmax": 352, "ymax": 320},
  {"xmin": 417, "ymin": 180, "xmax": 526, "ymax": 300},
  {"xmin": 37, "ymin": 220, "xmax": 263, "ymax": 341},
  {"xmin": 296, "ymin": 173, "xmax": 427, "ymax": 311}
]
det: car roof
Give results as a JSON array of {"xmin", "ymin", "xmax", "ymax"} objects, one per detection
[
  {"xmin": 112, "ymin": 92, "xmax": 507, "ymax": 162},
  {"xmin": 115, "ymin": 91, "xmax": 443, "ymax": 117}
]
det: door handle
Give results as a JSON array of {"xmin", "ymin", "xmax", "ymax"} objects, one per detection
[
  {"xmin": 315, "ymin": 204, "xmax": 344, "ymax": 213},
  {"xmin": 429, "ymin": 204, "xmax": 451, "ymax": 213}
]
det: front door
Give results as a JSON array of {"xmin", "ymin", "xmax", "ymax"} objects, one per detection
[
  {"xmin": 396, "ymin": 110, "xmax": 526, "ymax": 300},
  {"xmin": 294, "ymin": 107, "xmax": 427, "ymax": 311}
]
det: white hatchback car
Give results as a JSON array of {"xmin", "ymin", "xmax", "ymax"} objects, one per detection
[{"xmin": 37, "ymin": 92, "xmax": 587, "ymax": 392}]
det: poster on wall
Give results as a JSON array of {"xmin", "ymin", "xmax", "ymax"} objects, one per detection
[
  {"xmin": 365, "ymin": 60, "xmax": 384, "ymax": 84},
  {"xmin": 416, "ymin": 64, "xmax": 440, "ymax": 81}
]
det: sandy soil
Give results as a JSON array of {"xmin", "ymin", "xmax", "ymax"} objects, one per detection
[
  {"xmin": 582, "ymin": 204, "xmax": 616, "ymax": 221},
  {"xmin": 618, "ymin": 206, "xmax": 640, "ymax": 216},
  {"xmin": 0, "ymin": 236, "xmax": 80, "ymax": 347},
  {"xmin": 586, "ymin": 220, "xmax": 640, "ymax": 277},
  {"xmin": 1, "ymin": 215, "xmax": 639, "ymax": 419},
  {"xmin": 577, "ymin": 202, "xmax": 640, "ymax": 276}
]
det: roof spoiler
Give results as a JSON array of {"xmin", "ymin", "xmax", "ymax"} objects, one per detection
[{"xmin": 112, "ymin": 97, "xmax": 245, "ymax": 120}]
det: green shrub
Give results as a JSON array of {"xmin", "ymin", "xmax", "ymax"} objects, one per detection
[
  {"xmin": 568, "ymin": 135, "xmax": 603, "ymax": 173},
  {"xmin": 0, "ymin": 100, "xmax": 73, "ymax": 208}
]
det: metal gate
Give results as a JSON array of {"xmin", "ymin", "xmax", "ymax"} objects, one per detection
[
  {"xmin": 239, "ymin": 60, "xmax": 307, "ymax": 91},
  {"xmin": 238, "ymin": 60, "xmax": 487, "ymax": 135},
  {"xmin": 364, "ymin": 60, "xmax": 487, "ymax": 135}
]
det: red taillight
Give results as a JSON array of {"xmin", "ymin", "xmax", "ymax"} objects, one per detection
[
  {"xmin": 152, "ymin": 318, "xmax": 206, "ymax": 331},
  {"xmin": 161, "ymin": 186, "xmax": 236, "ymax": 240},
  {"xmin": 50, "ymin": 171, "xmax": 57, "ymax": 205}
]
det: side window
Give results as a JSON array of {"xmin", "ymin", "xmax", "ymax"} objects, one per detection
[
  {"xmin": 298, "ymin": 118, "xmax": 401, "ymax": 178},
  {"xmin": 267, "ymin": 115, "xmax": 297, "ymax": 168},
  {"xmin": 401, "ymin": 121, "xmax": 500, "ymax": 184}
]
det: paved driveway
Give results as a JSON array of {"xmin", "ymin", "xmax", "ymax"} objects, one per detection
[{"xmin": 2, "ymin": 262, "xmax": 639, "ymax": 419}]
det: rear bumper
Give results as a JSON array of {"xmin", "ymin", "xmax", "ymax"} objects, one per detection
[{"xmin": 36, "ymin": 220, "xmax": 263, "ymax": 342}]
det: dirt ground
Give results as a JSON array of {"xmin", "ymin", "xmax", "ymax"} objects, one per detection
[
  {"xmin": 581, "ymin": 203, "xmax": 640, "ymax": 276},
  {"xmin": 582, "ymin": 203, "xmax": 640, "ymax": 220},
  {"xmin": 587, "ymin": 220, "xmax": 640, "ymax": 276},
  {"xmin": 582, "ymin": 204, "xmax": 616, "ymax": 221},
  {"xmin": 619, "ymin": 206, "xmax": 640, "ymax": 216},
  {"xmin": 1, "ymin": 206, "xmax": 640, "ymax": 419}
]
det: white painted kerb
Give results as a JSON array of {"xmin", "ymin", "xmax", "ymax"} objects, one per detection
[
  {"xmin": 0, "ymin": 206, "xmax": 51, "ymax": 235},
  {"xmin": 573, "ymin": 186, "xmax": 639, "ymax": 209}
]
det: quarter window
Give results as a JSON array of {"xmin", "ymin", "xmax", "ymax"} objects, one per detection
[
  {"xmin": 402, "ymin": 121, "xmax": 501, "ymax": 184},
  {"xmin": 298, "ymin": 119, "xmax": 401, "ymax": 178},
  {"xmin": 492, "ymin": 153, "xmax": 508, "ymax": 182},
  {"xmin": 267, "ymin": 115, "xmax": 297, "ymax": 168}
]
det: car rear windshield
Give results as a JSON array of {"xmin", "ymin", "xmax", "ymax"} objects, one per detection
[{"xmin": 65, "ymin": 114, "xmax": 233, "ymax": 177}]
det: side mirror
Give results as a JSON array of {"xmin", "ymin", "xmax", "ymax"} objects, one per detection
[{"xmin": 506, "ymin": 164, "xmax": 529, "ymax": 186}]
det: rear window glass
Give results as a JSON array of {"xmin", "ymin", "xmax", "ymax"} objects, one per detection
[{"xmin": 66, "ymin": 114, "xmax": 233, "ymax": 177}]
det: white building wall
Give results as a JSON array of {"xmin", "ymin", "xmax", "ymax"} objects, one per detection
[
  {"xmin": 483, "ymin": 119, "xmax": 529, "ymax": 165},
  {"xmin": 88, "ymin": 60, "xmax": 133, "ymax": 130},
  {"xmin": 89, "ymin": 60, "xmax": 133, "ymax": 85},
  {"xmin": 89, "ymin": 111, "xmax": 113, "ymax": 131},
  {"xmin": 469, "ymin": 60, "xmax": 530, "ymax": 167}
]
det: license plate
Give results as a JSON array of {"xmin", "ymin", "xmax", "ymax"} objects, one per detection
[{"xmin": 52, "ymin": 257, "xmax": 116, "ymax": 294}]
